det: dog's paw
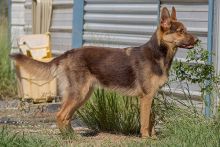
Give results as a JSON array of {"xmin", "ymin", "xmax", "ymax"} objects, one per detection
[
  {"xmin": 141, "ymin": 134, "xmax": 150, "ymax": 139},
  {"xmin": 151, "ymin": 135, "xmax": 158, "ymax": 140}
]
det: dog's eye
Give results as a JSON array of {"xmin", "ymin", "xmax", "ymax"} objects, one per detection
[{"xmin": 179, "ymin": 29, "xmax": 185, "ymax": 34}]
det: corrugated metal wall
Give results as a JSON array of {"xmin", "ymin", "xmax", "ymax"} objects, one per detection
[
  {"xmin": 11, "ymin": 0, "xmax": 25, "ymax": 49},
  {"xmin": 83, "ymin": 0, "xmax": 158, "ymax": 48},
  {"xmin": 83, "ymin": 0, "xmax": 208, "ymax": 53},
  {"xmin": 24, "ymin": 0, "xmax": 73, "ymax": 53},
  {"xmin": 24, "ymin": 0, "xmax": 31, "ymax": 34},
  {"xmin": 50, "ymin": 0, "xmax": 73, "ymax": 52},
  {"xmin": 22, "ymin": 0, "xmax": 209, "ymax": 55}
]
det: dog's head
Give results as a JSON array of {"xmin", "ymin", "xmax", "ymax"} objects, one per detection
[{"xmin": 159, "ymin": 7, "xmax": 198, "ymax": 49}]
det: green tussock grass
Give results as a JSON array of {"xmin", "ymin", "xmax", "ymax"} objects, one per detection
[
  {"xmin": 77, "ymin": 89, "xmax": 176, "ymax": 136},
  {"xmin": 0, "ymin": 16, "xmax": 17, "ymax": 99},
  {"xmin": 77, "ymin": 89, "xmax": 140, "ymax": 135}
]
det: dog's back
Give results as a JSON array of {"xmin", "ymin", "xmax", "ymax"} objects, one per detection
[{"xmin": 10, "ymin": 46, "xmax": 146, "ymax": 96}]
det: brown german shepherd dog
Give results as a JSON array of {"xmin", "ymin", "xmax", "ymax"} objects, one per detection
[{"xmin": 10, "ymin": 7, "xmax": 197, "ymax": 138}]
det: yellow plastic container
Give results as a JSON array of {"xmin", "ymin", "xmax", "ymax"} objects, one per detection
[
  {"xmin": 15, "ymin": 58, "xmax": 57, "ymax": 103},
  {"xmin": 17, "ymin": 32, "xmax": 52, "ymax": 59},
  {"xmin": 15, "ymin": 33, "xmax": 57, "ymax": 103}
]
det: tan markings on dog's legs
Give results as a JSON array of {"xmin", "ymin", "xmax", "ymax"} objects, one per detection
[
  {"xmin": 140, "ymin": 92, "xmax": 154, "ymax": 138},
  {"xmin": 150, "ymin": 111, "xmax": 157, "ymax": 139},
  {"xmin": 140, "ymin": 74, "xmax": 166, "ymax": 138}
]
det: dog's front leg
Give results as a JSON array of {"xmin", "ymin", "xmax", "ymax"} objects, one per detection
[
  {"xmin": 150, "ymin": 110, "xmax": 157, "ymax": 139},
  {"xmin": 140, "ymin": 94, "xmax": 154, "ymax": 138}
]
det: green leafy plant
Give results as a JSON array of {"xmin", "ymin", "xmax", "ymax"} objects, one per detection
[{"xmin": 172, "ymin": 41, "xmax": 220, "ymax": 114}]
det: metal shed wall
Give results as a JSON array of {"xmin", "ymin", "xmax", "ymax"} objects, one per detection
[
  {"xmin": 24, "ymin": 0, "xmax": 73, "ymax": 53},
  {"xmin": 82, "ymin": 0, "xmax": 208, "ymax": 60},
  {"xmin": 83, "ymin": 0, "xmax": 159, "ymax": 48},
  {"xmin": 11, "ymin": 0, "xmax": 25, "ymax": 49},
  {"xmin": 22, "ymin": 0, "xmax": 209, "ymax": 56},
  {"xmin": 50, "ymin": 0, "xmax": 73, "ymax": 52}
]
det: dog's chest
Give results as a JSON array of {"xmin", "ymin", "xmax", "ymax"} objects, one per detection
[
  {"xmin": 156, "ymin": 60, "xmax": 169, "ymax": 87},
  {"xmin": 152, "ymin": 74, "xmax": 168, "ymax": 88},
  {"xmin": 149, "ymin": 59, "xmax": 169, "ymax": 89}
]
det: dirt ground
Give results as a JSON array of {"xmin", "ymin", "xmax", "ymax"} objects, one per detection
[{"xmin": 0, "ymin": 99, "xmax": 146, "ymax": 146}]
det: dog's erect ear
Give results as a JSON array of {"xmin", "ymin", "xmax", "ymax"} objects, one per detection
[
  {"xmin": 171, "ymin": 7, "xmax": 177, "ymax": 20},
  {"xmin": 160, "ymin": 7, "xmax": 171, "ymax": 31}
]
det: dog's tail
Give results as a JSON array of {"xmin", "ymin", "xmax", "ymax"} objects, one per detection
[{"xmin": 9, "ymin": 53, "xmax": 58, "ymax": 80}]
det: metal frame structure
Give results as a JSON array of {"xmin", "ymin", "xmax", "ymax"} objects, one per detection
[{"xmin": 205, "ymin": 0, "xmax": 214, "ymax": 117}]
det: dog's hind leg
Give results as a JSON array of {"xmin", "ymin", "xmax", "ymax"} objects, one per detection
[{"xmin": 56, "ymin": 75, "xmax": 94, "ymax": 137}]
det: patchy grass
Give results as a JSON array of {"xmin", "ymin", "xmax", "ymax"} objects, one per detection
[
  {"xmin": 76, "ymin": 89, "xmax": 220, "ymax": 146},
  {"xmin": 0, "ymin": 17, "xmax": 17, "ymax": 99},
  {"xmin": 155, "ymin": 109, "xmax": 220, "ymax": 147},
  {"xmin": 1, "ymin": 110, "xmax": 220, "ymax": 147},
  {"xmin": 0, "ymin": 126, "xmax": 61, "ymax": 147}
]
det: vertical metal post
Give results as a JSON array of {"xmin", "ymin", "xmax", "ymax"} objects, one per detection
[
  {"xmin": 215, "ymin": 0, "xmax": 220, "ymax": 115},
  {"xmin": 205, "ymin": 0, "xmax": 214, "ymax": 117},
  {"xmin": 72, "ymin": 0, "xmax": 85, "ymax": 48},
  {"xmin": 157, "ymin": 0, "xmax": 161, "ymax": 24}
]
